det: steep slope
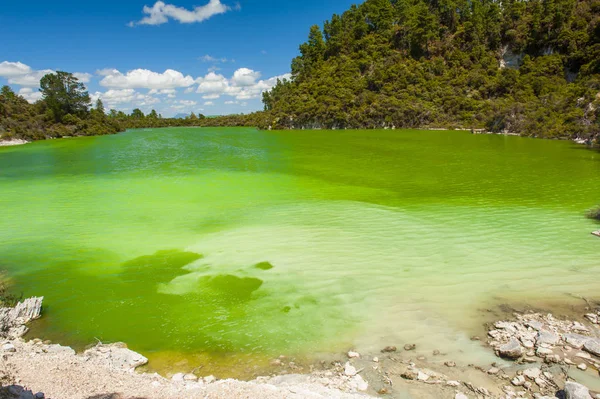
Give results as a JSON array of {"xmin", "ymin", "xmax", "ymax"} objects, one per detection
[{"xmin": 262, "ymin": 0, "xmax": 600, "ymax": 140}]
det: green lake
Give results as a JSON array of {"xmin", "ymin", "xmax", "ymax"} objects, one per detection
[{"xmin": 0, "ymin": 128, "xmax": 598, "ymax": 377}]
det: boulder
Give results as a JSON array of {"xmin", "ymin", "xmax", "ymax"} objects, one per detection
[
  {"xmin": 344, "ymin": 362, "xmax": 357, "ymax": 376},
  {"xmin": 564, "ymin": 334, "xmax": 590, "ymax": 349},
  {"xmin": 537, "ymin": 330, "xmax": 560, "ymax": 346},
  {"xmin": 523, "ymin": 368, "xmax": 541, "ymax": 380},
  {"xmin": 83, "ymin": 343, "xmax": 148, "ymax": 371},
  {"xmin": 563, "ymin": 381, "xmax": 593, "ymax": 399},
  {"xmin": 583, "ymin": 339, "xmax": 600, "ymax": 357},
  {"xmin": 498, "ymin": 339, "xmax": 524, "ymax": 359}
]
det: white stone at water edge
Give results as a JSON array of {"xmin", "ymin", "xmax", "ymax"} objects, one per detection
[
  {"xmin": 347, "ymin": 351, "xmax": 360, "ymax": 359},
  {"xmin": 564, "ymin": 381, "xmax": 593, "ymax": 399},
  {"xmin": 344, "ymin": 362, "xmax": 357, "ymax": 376}
]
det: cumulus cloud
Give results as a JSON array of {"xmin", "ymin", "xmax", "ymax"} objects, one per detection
[
  {"xmin": 231, "ymin": 68, "xmax": 261, "ymax": 87},
  {"xmin": 204, "ymin": 101, "xmax": 214, "ymax": 106},
  {"xmin": 0, "ymin": 61, "xmax": 92, "ymax": 87},
  {"xmin": 193, "ymin": 69, "xmax": 291, "ymax": 101},
  {"xmin": 99, "ymin": 68, "xmax": 195, "ymax": 90},
  {"xmin": 91, "ymin": 89, "xmax": 160, "ymax": 110},
  {"xmin": 130, "ymin": 0, "xmax": 230, "ymax": 26},
  {"xmin": 18, "ymin": 88, "xmax": 43, "ymax": 103}
]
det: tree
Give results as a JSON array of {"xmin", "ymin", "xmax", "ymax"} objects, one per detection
[
  {"xmin": 39, "ymin": 71, "xmax": 90, "ymax": 122},
  {"xmin": 131, "ymin": 108, "xmax": 144, "ymax": 118},
  {"xmin": 95, "ymin": 99, "xmax": 105, "ymax": 115}
]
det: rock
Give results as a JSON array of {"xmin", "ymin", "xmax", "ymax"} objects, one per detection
[
  {"xmin": 522, "ymin": 340, "xmax": 535, "ymax": 349},
  {"xmin": 347, "ymin": 351, "xmax": 360, "ymax": 359},
  {"xmin": 563, "ymin": 381, "xmax": 593, "ymax": 399},
  {"xmin": 432, "ymin": 350, "xmax": 440, "ymax": 356},
  {"xmin": 564, "ymin": 334, "xmax": 590, "ymax": 349},
  {"xmin": 416, "ymin": 355, "xmax": 426, "ymax": 361},
  {"xmin": 584, "ymin": 314, "xmax": 598, "ymax": 324},
  {"xmin": 183, "ymin": 373, "xmax": 198, "ymax": 381},
  {"xmin": 344, "ymin": 362, "xmax": 357, "ymax": 376},
  {"xmin": 270, "ymin": 359, "xmax": 282, "ymax": 366},
  {"xmin": 381, "ymin": 346, "xmax": 397, "ymax": 353},
  {"xmin": 523, "ymin": 368, "xmax": 541, "ymax": 380},
  {"xmin": 572, "ymin": 322, "xmax": 589, "ymax": 332},
  {"xmin": 535, "ymin": 378, "xmax": 546, "ymax": 387},
  {"xmin": 523, "ymin": 357, "xmax": 538, "ymax": 363},
  {"xmin": 445, "ymin": 361, "xmax": 456, "ymax": 367},
  {"xmin": 487, "ymin": 367, "xmax": 500, "ymax": 375},
  {"xmin": 377, "ymin": 388, "xmax": 388, "ymax": 395},
  {"xmin": 417, "ymin": 371, "xmax": 430, "ymax": 381},
  {"xmin": 83, "ymin": 343, "xmax": 148, "ymax": 371},
  {"xmin": 536, "ymin": 347, "xmax": 554, "ymax": 356},
  {"xmin": 2, "ymin": 343, "xmax": 16, "ymax": 352},
  {"xmin": 400, "ymin": 370, "xmax": 417, "ymax": 380},
  {"xmin": 583, "ymin": 338, "xmax": 600, "ymax": 356},
  {"xmin": 455, "ymin": 393, "xmax": 469, "ymax": 399},
  {"xmin": 351, "ymin": 374, "xmax": 368, "ymax": 391},
  {"xmin": 404, "ymin": 344, "xmax": 416, "ymax": 351},
  {"xmin": 524, "ymin": 381, "xmax": 533, "ymax": 389},
  {"xmin": 537, "ymin": 330, "xmax": 560, "ymax": 345},
  {"xmin": 447, "ymin": 381, "xmax": 461, "ymax": 387},
  {"xmin": 499, "ymin": 339, "xmax": 524, "ymax": 359},
  {"xmin": 34, "ymin": 393, "xmax": 45, "ymax": 399},
  {"xmin": 45, "ymin": 344, "xmax": 76, "ymax": 355},
  {"xmin": 372, "ymin": 357, "xmax": 379, "ymax": 363},
  {"xmin": 576, "ymin": 352, "xmax": 592, "ymax": 359},
  {"xmin": 512, "ymin": 376, "xmax": 526, "ymax": 386},
  {"xmin": 545, "ymin": 354, "xmax": 561, "ymax": 364},
  {"xmin": 526, "ymin": 321, "xmax": 544, "ymax": 331},
  {"xmin": 203, "ymin": 375, "xmax": 216, "ymax": 383},
  {"xmin": 577, "ymin": 363, "xmax": 588, "ymax": 371},
  {"xmin": 171, "ymin": 373, "xmax": 185, "ymax": 382}
]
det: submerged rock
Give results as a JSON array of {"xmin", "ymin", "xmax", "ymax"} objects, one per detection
[
  {"xmin": 403, "ymin": 344, "xmax": 416, "ymax": 351},
  {"xmin": 381, "ymin": 346, "xmax": 397, "ymax": 353},
  {"xmin": 498, "ymin": 339, "xmax": 523, "ymax": 359}
]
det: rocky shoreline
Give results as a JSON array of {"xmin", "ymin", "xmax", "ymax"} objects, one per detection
[
  {"xmin": 0, "ymin": 139, "xmax": 29, "ymax": 147},
  {"xmin": 2, "ymin": 297, "xmax": 600, "ymax": 399}
]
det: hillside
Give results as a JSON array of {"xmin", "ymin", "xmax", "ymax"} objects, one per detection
[{"xmin": 261, "ymin": 0, "xmax": 600, "ymax": 140}]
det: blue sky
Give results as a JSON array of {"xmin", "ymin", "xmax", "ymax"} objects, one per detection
[{"xmin": 0, "ymin": 0, "xmax": 356, "ymax": 116}]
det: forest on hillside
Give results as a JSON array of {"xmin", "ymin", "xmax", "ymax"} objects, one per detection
[
  {"xmin": 263, "ymin": 0, "xmax": 600, "ymax": 140},
  {"xmin": 2, "ymin": 0, "xmax": 599, "ymax": 142}
]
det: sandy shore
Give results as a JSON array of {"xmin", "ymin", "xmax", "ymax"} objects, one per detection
[{"xmin": 2, "ymin": 297, "xmax": 600, "ymax": 399}]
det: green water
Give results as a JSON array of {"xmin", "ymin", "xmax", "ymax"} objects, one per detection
[{"xmin": 0, "ymin": 128, "xmax": 598, "ymax": 375}]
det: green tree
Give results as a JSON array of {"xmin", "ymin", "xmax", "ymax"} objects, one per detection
[{"xmin": 39, "ymin": 71, "xmax": 91, "ymax": 122}]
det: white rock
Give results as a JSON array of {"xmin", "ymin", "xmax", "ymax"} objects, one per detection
[
  {"xmin": 447, "ymin": 380, "xmax": 461, "ymax": 387},
  {"xmin": 535, "ymin": 378, "xmax": 546, "ymax": 387},
  {"xmin": 83, "ymin": 343, "xmax": 148, "ymax": 371},
  {"xmin": 512, "ymin": 375, "xmax": 526, "ymax": 386},
  {"xmin": 203, "ymin": 375, "xmax": 216, "ymax": 383},
  {"xmin": 524, "ymin": 381, "xmax": 533, "ymax": 389},
  {"xmin": 564, "ymin": 381, "xmax": 593, "ymax": 399},
  {"xmin": 523, "ymin": 368, "xmax": 541, "ymax": 380},
  {"xmin": 499, "ymin": 339, "xmax": 524, "ymax": 359},
  {"xmin": 564, "ymin": 334, "xmax": 590, "ymax": 349},
  {"xmin": 352, "ymin": 374, "xmax": 368, "ymax": 391},
  {"xmin": 2, "ymin": 343, "xmax": 16, "ymax": 352},
  {"xmin": 183, "ymin": 373, "xmax": 198, "ymax": 381},
  {"xmin": 372, "ymin": 356, "xmax": 379, "ymax": 363},
  {"xmin": 577, "ymin": 363, "xmax": 588, "ymax": 371},
  {"xmin": 572, "ymin": 322, "xmax": 589, "ymax": 332},
  {"xmin": 576, "ymin": 352, "xmax": 592, "ymax": 359},
  {"xmin": 455, "ymin": 393, "xmax": 469, "ymax": 399},
  {"xmin": 583, "ymin": 338, "xmax": 600, "ymax": 356},
  {"xmin": 487, "ymin": 367, "xmax": 500, "ymax": 375},
  {"xmin": 417, "ymin": 371, "xmax": 430, "ymax": 381},
  {"xmin": 344, "ymin": 362, "xmax": 357, "ymax": 376},
  {"xmin": 347, "ymin": 351, "xmax": 360, "ymax": 359},
  {"xmin": 536, "ymin": 347, "xmax": 553, "ymax": 356},
  {"xmin": 171, "ymin": 373, "xmax": 185, "ymax": 382}
]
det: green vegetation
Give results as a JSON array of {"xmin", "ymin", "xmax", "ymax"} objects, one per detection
[
  {"xmin": 262, "ymin": 0, "xmax": 600, "ymax": 141},
  {"xmin": 2, "ymin": 0, "xmax": 600, "ymax": 142},
  {"xmin": 0, "ymin": 73, "xmax": 122, "ymax": 141},
  {"xmin": 587, "ymin": 206, "xmax": 600, "ymax": 221}
]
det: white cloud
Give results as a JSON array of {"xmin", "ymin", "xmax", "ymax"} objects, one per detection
[
  {"xmin": 130, "ymin": 0, "xmax": 230, "ymax": 26},
  {"xmin": 73, "ymin": 72, "xmax": 93, "ymax": 83},
  {"xmin": 18, "ymin": 88, "xmax": 43, "ymax": 103},
  {"xmin": 204, "ymin": 101, "xmax": 214, "ymax": 106},
  {"xmin": 0, "ymin": 61, "xmax": 32, "ymax": 77},
  {"xmin": 99, "ymin": 68, "xmax": 195, "ymax": 89},
  {"xmin": 179, "ymin": 100, "xmax": 197, "ymax": 106},
  {"xmin": 0, "ymin": 61, "xmax": 92, "ymax": 87},
  {"xmin": 224, "ymin": 100, "xmax": 238, "ymax": 105},
  {"xmin": 91, "ymin": 89, "xmax": 160, "ymax": 110},
  {"xmin": 199, "ymin": 55, "xmax": 229, "ymax": 63},
  {"xmin": 193, "ymin": 69, "xmax": 291, "ymax": 101},
  {"xmin": 231, "ymin": 68, "xmax": 261, "ymax": 87}
]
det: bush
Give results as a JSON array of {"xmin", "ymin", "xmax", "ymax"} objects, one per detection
[{"xmin": 587, "ymin": 206, "xmax": 600, "ymax": 221}]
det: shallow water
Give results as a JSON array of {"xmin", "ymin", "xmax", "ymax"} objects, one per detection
[{"xmin": 0, "ymin": 128, "xmax": 598, "ymax": 376}]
